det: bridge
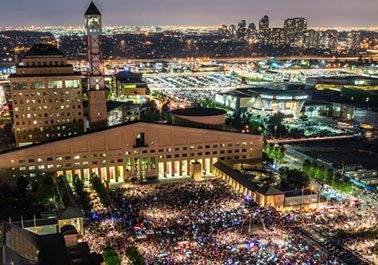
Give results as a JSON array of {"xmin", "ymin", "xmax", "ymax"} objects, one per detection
[
  {"xmin": 267, "ymin": 135, "xmax": 354, "ymax": 144},
  {"xmin": 294, "ymin": 225, "xmax": 374, "ymax": 265}
]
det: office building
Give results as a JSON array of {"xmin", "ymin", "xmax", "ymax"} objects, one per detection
[
  {"xmin": 346, "ymin": 31, "xmax": 361, "ymax": 51},
  {"xmin": 258, "ymin": 15, "xmax": 270, "ymax": 45},
  {"xmin": 115, "ymin": 71, "xmax": 149, "ymax": 104},
  {"xmin": 237, "ymin": 20, "xmax": 247, "ymax": 39},
  {"xmin": 9, "ymin": 44, "xmax": 84, "ymax": 147},
  {"xmin": 259, "ymin": 15, "xmax": 270, "ymax": 32},
  {"xmin": 283, "ymin": 18, "xmax": 307, "ymax": 47}
]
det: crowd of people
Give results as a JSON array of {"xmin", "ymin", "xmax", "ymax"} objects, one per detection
[{"xmin": 83, "ymin": 179, "xmax": 352, "ymax": 264}]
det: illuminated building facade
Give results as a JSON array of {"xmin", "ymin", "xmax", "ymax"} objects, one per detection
[
  {"xmin": 9, "ymin": 44, "xmax": 84, "ymax": 147},
  {"xmin": 308, "ymin": 76, "xmax": 378, "ymax": 91},
  {"xmin": 85, "ymin": 2, "xmax": 108, "ymax": 130},
  {"xmin": 115, "ymin": 71, "xmax": 149, "ymax": 104},
  {"xmin": 283, "ymin": 18, "xmax": 307, "ymax": 48},
  {"xmin": 216, "ymin": 87, "xmax": 309, "ymax": 117},
  {"xmin": 0, "ymin": 122, "xmax": 263, "ymax": 185}
]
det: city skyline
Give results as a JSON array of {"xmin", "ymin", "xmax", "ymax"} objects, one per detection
[{"xmin": 0, "ymin": 0, "xmax": 377, "ymax": 27}]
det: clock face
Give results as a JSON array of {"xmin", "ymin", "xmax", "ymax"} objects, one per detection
[{"xmin": 88, "ymin": 17, "xmax": 100, "ymax": 30}]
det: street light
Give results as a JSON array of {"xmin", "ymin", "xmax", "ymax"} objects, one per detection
[{"xmin": 274, "ymin": 125, "xmax": 277, "ymax": 139}]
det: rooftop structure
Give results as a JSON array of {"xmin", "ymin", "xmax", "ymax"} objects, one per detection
[
  {"xmin": 171, "ymin": 108, "xmax": 227, "ymax": 129},
  {"xmin": 215, "ymin": 87, "xmax": 309, "ymax": 117},
  {"xmin": 84, "ymin": 1, "xmax": 101, "ymax": 16}
]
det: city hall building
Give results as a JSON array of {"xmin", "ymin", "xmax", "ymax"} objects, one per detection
[{"xmin": 0, "ymin": 121, "xmax": 263, "ymax": 185}]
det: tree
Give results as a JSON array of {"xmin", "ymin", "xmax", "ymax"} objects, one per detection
[
  {"xmin": 0, "ymin": 174, "xmax": 58, "ymax": 222},
  {"xmin": 267, "ymin": 112, "xmax": 288, "ymax": 138},
  {"xmin": 90, "ymin": 174, "xmax": 112, "ymax": 207},
  {"xmin": 161, "ymin": 101, "xmax": 170, "ymax": 113},
  {"xmin": 73, "ymin": 175, "xmax": 92, "ymax": 212},
  {"xmin": 250, "ymin": 120, "xmax": 265, "ymax": 134},
  {"xmin": 103, "ymin": 247, "xmax": 121, "ymax": 265},
  {"xmin": 31, "ymin": 175, "xmax": 58, "ymax": 209},
  {"xmin": 279, "ymin": 167, "xmax": 310, "ymax": 191},
  {"xmin": 126, "ymin": 246, "xmax": 145, "ymax": 265}
]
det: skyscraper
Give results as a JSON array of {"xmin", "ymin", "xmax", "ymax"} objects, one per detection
[
  {"xmin": 237, "ymin": 20, "xmax": 247, "ymax": 39},
  {"xmin": 228, "ymin": 24, "xmax": 237, "ymax": 38},
  {"xmin": 247, "ymin": 23, "xmax": 257, "ymax": 41},
  {"xmin": 9, "ymin": 44, "xmax": 84, "ymax": 147},
  {"xmin": 346, "ymin": 31, "xmax": 361, "ymax": 51},
  {"xmin": 259, "ymin": 15, "xmax": 270, "ymax": 32},
  {"xmin": 283, "ymin": 17, "xmax": 307, "ymax": 47},
  {"xmin": 84, "ymin": 2, "xmax": 108, "ymax": 130},
  {"xmin": 258, "ymin": 15, "xmax": 270, "ymax": 45}
]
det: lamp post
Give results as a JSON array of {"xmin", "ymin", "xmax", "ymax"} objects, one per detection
[{"xmin": 274, "ymin": 125, "xmax": 277, "ymax": 139}]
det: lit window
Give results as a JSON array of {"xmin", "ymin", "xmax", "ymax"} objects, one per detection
[
  {"xmin": 48, "ymin": 80, "xmax": 63, "ymax": 89},
  {"xmin": 30, "ymin": 81, "xmax": 45, "ymax": 89},
  {"xmin": 65, "ymin": 80, "xmax": 80, "ymax": 88}
]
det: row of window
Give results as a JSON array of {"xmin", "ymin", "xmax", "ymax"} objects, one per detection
[
  {"xmin": 15, "ymin": 118, "xmax": 83, "ymax": 127},
  {"xmin": 14, "ymin": 98, "xmax": 81, "ymax": 104},
  {"xmin": 13, "ymin": 91, "xmax": 81, "ymax": 97},
  {"xmin": 15, "ymin": 112, "xmax": 81, "ymax": 119},
  {"xmin": 23, "ymin": 60, "xmax": 65, "ymax": 67},
  {"xmin": 12, "ymin": 80, "xmax": 80, "ymax": 90},
  {"xmin": 16, "ymin": 131, "xmax": 78, "ymax": 141},
  {"xmin": 15, "ymin": 125, "xmax": 77, "ymax": 133},
  {"xmin": 16, "ymin": 147, "xmax": 252, "ymax": 165},
  {"xmin": 18, "ymin": 155, "xmax": 249, "ymax": 172},
  {"xmin": 14, "ymin": 105, "xmax": 82, "ymax": 112}
]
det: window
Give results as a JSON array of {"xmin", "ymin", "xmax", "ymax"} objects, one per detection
[
  {"xmin": 48, "ymin": 80, "xmax": 63, "ymax": 89},
  {"xmin": 151, "ymin": 157, "xmax": 156, "ymax": 169},
  {"xmin": 135, "ymin": 132, "xmax": 146, "ymax": 148},
  {"xmin": 65, "ymin": 80, "xmax": 80, "ymax": 88},
  {"xmin": 30, "ymin": 81, "xmax": 45, "ymax": 89},
  {"xmin": 12, "ymin": 82, "xmax": 28, "ymax": 90}
]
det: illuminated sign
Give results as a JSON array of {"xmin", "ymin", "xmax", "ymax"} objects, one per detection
[
  {"xmin": 123, "ymin": 84, "xmax": 137, "ymax": 89},
  {"xmin": 260, "ymin": 94, "xmax": 308, "ymax": 100}
]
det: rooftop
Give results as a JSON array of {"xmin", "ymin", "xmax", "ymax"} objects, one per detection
[
  {"xmin": 85, "ymin": 2, "xmax": 101, "ymax": 16},
  {"xmin": 24, "ymin": 44, "xmax": 64, "ymax": 58},
  {"xmin": 289, "ymin": 138, "xmax": 378, "ymax": 171},
  {"xmin": 256, "ymin": 185, "xmax": 284, "ymax": 196},
  {"xmin": 0, "ymin": 121, "xmax": 261, "ymax": 156},
  {"xmin": 171, "ymin": 107, "xmax": 227, "ymax": 117},
  {"xmin": 284, "ymin": 189, "xmax": 317, "ymax": 197},
  {"xmin": 116, "ymin": 71, "xmax": 144, "ymax": 83},
  {"xmin": 223, "ymin": 87, "xmax": 309, "ymax": 98}
]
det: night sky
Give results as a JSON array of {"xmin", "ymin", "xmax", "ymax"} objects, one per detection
[{"xmin": 0, "ymin": 0, "xmax": 377, "ymax": 27}]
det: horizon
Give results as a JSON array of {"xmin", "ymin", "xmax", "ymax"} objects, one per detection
[{"xmin": 0, "ymin": 0, "xmax": 377, "ymax": 28}]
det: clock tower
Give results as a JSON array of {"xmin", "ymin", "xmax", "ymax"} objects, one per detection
[{"xmin": 84, "ymin": 2, "xmax": 107, "ymax": 130}]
